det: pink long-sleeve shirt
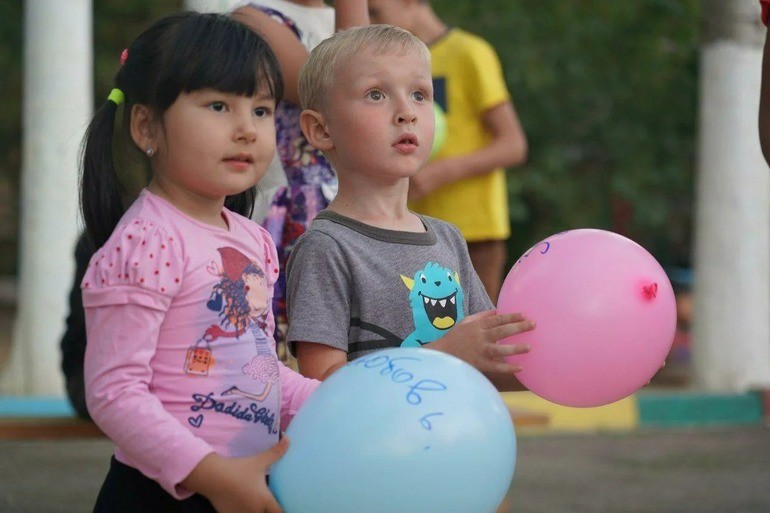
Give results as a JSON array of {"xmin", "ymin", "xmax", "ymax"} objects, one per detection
[{"xmin": 82, "ymin": 190, "xmax": 319, "ymax": 499}]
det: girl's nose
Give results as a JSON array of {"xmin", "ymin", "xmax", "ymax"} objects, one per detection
[{"xmin": 236, "ymin": 119, "xmax": 258, "ymax": 142}]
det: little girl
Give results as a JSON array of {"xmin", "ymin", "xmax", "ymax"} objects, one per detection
[{"xmin": 80, "ymin": 12, "xmax": 318, "ymax": 513}]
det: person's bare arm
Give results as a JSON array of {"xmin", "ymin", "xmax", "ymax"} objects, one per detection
[
  {"xmin": 295, "ymin": 341, "xmax": 348, "ymax": 380},
  {"xmin": 410, "ymin": 101, "xmax": 528, "ymax": 200},
  {"xmin": 333, "ymin": 0, "xmax": 370, "ymax": 30},
  {"xmin": 231, "ymin": 6, "xmax": 310, "ymax": 105}
]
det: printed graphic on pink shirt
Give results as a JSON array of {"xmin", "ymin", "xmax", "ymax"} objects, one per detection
[{"xmin": 185, "ymin": 247, "xmax": 280, "ymax": 434}]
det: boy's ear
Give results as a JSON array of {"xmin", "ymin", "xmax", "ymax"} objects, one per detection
[
  {"xmin": 299, "ymin": 109, "xmax": 334, "ymax": 152},
  {"xmin": 129, "ymin": 104, "xmax": 158, "ymax": 154}
]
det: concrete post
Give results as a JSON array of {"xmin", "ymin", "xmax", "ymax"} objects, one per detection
[
  {"xmin": 0, "ymin": 1, "xmax": 92, "ymax": 394},
  {"xmin": 692, "ymin": 0, "xmax": 770, "ymax": 391}
]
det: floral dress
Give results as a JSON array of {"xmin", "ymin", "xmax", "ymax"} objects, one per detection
[{"xmin": 255, "ymin": 5, "xmax": 338, "ymax": 333}]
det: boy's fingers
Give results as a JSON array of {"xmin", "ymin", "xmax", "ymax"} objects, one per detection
[
  {"xmin": 461, "ymin": 309, "xmax": 497, "ymax": 325},
  {"xmin": 489, "ymin": 342, "xmax": 530, "ymax": 358},
  {"xmin": 481, "ymin": 312, "xmax": 526, "ymax": 329},
  {"xmin": 482, "ymin": 360, "xmax": 523, "ymax": 375},
  {"xmin": 488, "ymin": 320, "xmax": 536, "ymax": 341}
]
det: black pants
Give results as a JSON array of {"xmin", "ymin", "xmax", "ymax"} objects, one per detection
[{"xmin": 93, "ymin": 457, "xmax": 216, "ymax": 513}]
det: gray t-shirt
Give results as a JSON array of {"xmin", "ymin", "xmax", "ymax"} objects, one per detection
[{"xmin": 286, "ymin": 210, "xmax": 494, "ymax": 361}]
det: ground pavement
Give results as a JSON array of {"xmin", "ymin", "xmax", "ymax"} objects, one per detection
[{"xmin": 0, "ymin": 425, "xmax": 768, "ymax": 513}]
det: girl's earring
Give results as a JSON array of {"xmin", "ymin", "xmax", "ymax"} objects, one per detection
[{"xmin": 146, "ymin": 147, "xmax": 154, "ymax": 158}]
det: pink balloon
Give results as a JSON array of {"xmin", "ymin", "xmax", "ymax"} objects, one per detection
[{"xmin": 498, "ymin": 229, "xmax": 676, "ymax": 407}]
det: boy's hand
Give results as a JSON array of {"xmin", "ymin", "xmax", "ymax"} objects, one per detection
[
  {"xmin": 186, "ymin": 437, "xmax": 289, "ymax": 513},
  {"xmin": 429, "ymin": 310, "xmax": 534, "ymax": 375}
]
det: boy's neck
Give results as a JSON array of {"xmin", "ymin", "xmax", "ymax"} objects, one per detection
[{"xmin": 328, "ymin": 180, "xmax": 424, "ymax": 232}]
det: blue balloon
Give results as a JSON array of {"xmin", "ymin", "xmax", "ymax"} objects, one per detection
[{"xmin": 269, "ymin": 348, "xmax": 516, "ymax": 513}]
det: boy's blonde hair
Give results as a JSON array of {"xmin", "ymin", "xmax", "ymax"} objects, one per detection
[{"xmin": 298, "ymin": 24, "xmax": 431, "ymax": 111}]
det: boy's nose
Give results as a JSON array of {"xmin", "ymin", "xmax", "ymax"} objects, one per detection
[{"xmin": 394, "ymin": 101, "xmax": 418, "ymax": 124}]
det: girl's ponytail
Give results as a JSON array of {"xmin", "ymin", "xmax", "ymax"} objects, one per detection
[{"xmin": 80, "ymin": 94, "xmax": 126, "ymax": 249}]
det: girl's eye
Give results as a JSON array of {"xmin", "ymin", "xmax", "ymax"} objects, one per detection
[
  {"xmin": 412, "ymin": 91, "xmax": 425, "ymax": 102},
  {"xmin": 367, "ymin": 90, "xmax": 385, "ymax": 101},
  {"xmin": 209, "ymin": 102, "xmax": 227, "ymax": 112},
  {"xmin": 254, "ymin": 106, "xmax": 272, "ymax": 118}
]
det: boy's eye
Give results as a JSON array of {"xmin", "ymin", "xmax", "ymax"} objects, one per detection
[
  {"xmin": 412, "ymin": 91, "xmax": 425, "ymax": 102},
  {"xmin": 209, "ymin": 102, "xmax": 227, "ymax": 112},
  {"xmin": 367, "ymin": 90, "xmax": 385, "ymax": 101}
]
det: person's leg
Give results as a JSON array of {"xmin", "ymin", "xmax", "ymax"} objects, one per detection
[
  {"xmin": 467, "ymin": 239, "xmax": 507, "ymax": 302},
  {"xmin": 93, "ymin": 457, "xmax": 216, "ymax": 513}
]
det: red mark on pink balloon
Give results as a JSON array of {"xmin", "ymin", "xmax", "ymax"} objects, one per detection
[{"xmin": 642, "ymin": 282, "xmax": 658, "ymax": 301}]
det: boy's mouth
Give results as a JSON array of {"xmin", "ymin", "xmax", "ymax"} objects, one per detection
[
  {"xmin": 395, "ymin": 133, "xmax": 418, "ymax": 146},
  {"xmin": 393, "ymin": 133, "xmax": 419, "ymax": 154}
]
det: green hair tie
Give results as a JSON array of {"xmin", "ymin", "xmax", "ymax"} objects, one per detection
[{"xmin": 107, "ymin": 88, "xmax": 125, "ymax": 106}]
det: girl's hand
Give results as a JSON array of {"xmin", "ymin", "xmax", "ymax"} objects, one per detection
[
  {"xmin": 184, "ymin": 437, "xmax": 289, "ymax": 513},
  {"xmin": 428, "ymin": 310, "xmax": 534, "ymax": 375}
]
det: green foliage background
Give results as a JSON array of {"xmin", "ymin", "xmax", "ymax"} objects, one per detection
[
  {"xmin": 432, "ymin": 1, "xmax": 700, "ymax": 268},
  {"xmin": 0, "ymin": 0, "xmax": 700, "ymax": 274}
]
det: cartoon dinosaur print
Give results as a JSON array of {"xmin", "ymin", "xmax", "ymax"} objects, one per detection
[{"xmin": 400, "ymin": 262, "xmax": 465, "ymax": 347}]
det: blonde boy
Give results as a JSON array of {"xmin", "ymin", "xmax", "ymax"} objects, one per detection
[{"xmin": 286, "ymin": 25, "xmax": 534, "ymax": 390}]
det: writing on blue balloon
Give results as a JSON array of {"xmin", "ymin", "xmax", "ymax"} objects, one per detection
[
  {"xmin": 420, "ymin": 412, "xmax": 444, "ymax": 431},
  {"xmin": 351, "ymin": 354, "xmax": 447, "ymax": 431}
]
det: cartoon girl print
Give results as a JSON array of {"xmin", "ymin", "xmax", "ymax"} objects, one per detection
[{"xmin": 185, "ymin": 247, "xmax": 279, "ymax": 402}]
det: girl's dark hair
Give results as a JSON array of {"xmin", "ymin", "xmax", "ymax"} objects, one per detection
[{"xmin": 81, "ymin": 11, "xmax": 283, "ymax": 248}]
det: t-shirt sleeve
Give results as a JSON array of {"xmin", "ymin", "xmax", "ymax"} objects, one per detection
[
  {"xmin": 285, "ymin": 230, "xmax": 352, "ymax": 352},
  {"xmin": 762, "ymin": 0, "xmax": 770, "ymax": 26},
  {"xmin": 81, "ymin": 219, "xmax": 184, "ymax": 310},
  {"xmin": 446, "ymin": 222, "xmax": 495, "ymax": 313},
  {"xmin": 82, "ymin": 220, "xmax": 212, "ymax": 499},
  {"xmin": 463, "ymin": 37, "xmax": 511, "ymax": 113}
]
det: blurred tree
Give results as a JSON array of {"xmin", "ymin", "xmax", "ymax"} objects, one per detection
[
  {"xmin": 1, "ymin": 0, "xmax": 701, "ymax": 273},
  {"xmin": 434, "ymin": 0, "xmax": 701, "ymax": 269},
  {"xmin": 0, "ymin": 0, "xmax": 23, "ymax": 275},
  {"xmin": 93, "ymin": 1, "xmax": 181, "ymax": 99},
  {"xmin": 0, "ymin": 0, "xmax": 180, "ymax": 275}
]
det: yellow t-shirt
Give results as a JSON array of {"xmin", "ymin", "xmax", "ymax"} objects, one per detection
[{"xmin": 410, "ymin": 28, "xmax": 511, "ymax": 241}]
